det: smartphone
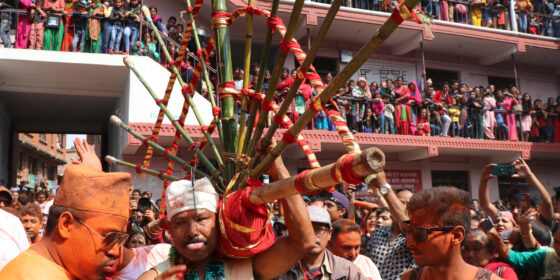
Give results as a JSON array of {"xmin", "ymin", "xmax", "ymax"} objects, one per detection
[
  {"xmin": 491, "ymin": 164, "xmax": 515, "ymax": 177},
  {"xmin": 517, "ymin": 193, "xmax": 531, "ymax": 213},
  {"xmin": 479, "ymin": 217, "xmax": 495, "ymax": 232}
]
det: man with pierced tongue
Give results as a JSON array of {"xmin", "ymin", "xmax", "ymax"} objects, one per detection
[
  {"xmin": 0, "ymin": 165, "xmax": 131, "ymax": 280},
  {"xmin": 139, "ymin": 154, "xmax": 315, "ymax": 280}
]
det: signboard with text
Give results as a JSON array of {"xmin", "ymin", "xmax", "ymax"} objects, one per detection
[{"xmin": 355, "ymin": 169, "xmax": 422, "ymax": 202}]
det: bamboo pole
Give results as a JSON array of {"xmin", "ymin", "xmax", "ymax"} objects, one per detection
[
  {"xmin": 246, "ymin": 0, "xmax": 306, "ymax": 158},
  {"xmin": 182, "ymin": 0, "xmax": 224, "ymax": 147},
  {"xmin": 123, "ymin": 57, "xmax": 218, "ymax": 176},
  {"xmin": 250, "ymin": 0, "xmax": 422, "ymax": 178},
  {"xmin": 212, "ymin": 0, "xmax": 236, "ymax": 182},
  {"xmin": 105, "ymin": 156, "xmax": 180, "ymax": 182},
  {"xmin": 141, "ymin": 6, "xmax": 224, "ymax": 167},
  {"xmin": 109, "ymin": 115, "xmax": 210, "ymax": 179},
  {"xmin": 236, "ymin": 0, "xmax": 256, "ymax": 156},
  {"xmin": 254, "ymin": 0, "xmax": 342, "ymax": 167},
  {"xmin": 242, "ymin": 0, "xmax": 281, "ymax": 155},
  {"xmin": 249, "ymin": 147, "xmax": 385, "ymax": 205}
]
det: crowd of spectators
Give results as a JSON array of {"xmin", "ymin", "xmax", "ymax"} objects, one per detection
[
  {"xmin": 0, "ymin": 0, "xmax": 191, "ymax": 63},
  {"xmin": 244, "ymin": 66, "xmax": 560, "ymax": 143},
  {"xmin": 2, "ymin": 146, "xmax": 560, "ymax": 279},
  {"xmin": 323, "ymin": 0, "xmax": 560, "ymax": 38}
]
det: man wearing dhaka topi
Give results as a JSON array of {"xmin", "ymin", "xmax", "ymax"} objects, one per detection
[
  {"xmin": 139, "ymin": 151, "xmax": 315, "ymax": 279},
  {"xmin": 0, "ymin": 164, "xmax": 132, "ymax": 280}
]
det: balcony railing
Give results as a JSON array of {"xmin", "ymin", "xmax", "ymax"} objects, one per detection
[
  {"xmin": 0, "ymin": 8, "xmax": 216, "ymax": 74},
  {"xmin": 310, "ymin": 0, "xmax": 560, "ymax": 39}
]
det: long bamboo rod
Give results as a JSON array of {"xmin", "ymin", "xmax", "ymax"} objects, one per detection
[
  {"xmin": 182, "ymin": 0, "xmax": 224, "ymax": 146},
  {"xmin": 124, "ymin": 57, "xmax": 218, "ymax": 175},
  {"xmin": 242, "ymin": 0, "xmax": 281, "ymax": 155},
  {"xmin": 213, "ymin": 0, "xmax": 236, "ymax": 182},
  {"xmin": 250, "ymin": 0, "xmax": 422, "ymax": 178},
  {"xmin": 141, "ymin": 6, "xmax": 224, "ymax": 167},
  {"xmin": 236, "ymin": 0, "xmax": 255, "ymax": 157},
  {"xmin": 246, "ymin": 0, "xmax": 306, "ymax": 158},
  {"xmin": 109, "ymin": 115, "xmax": 210, "ymax": 179},
  {"xmin": 105, "ymin": 156, "xmax": 180, "ymax": 182},
  {"xmin": 254, "ymin": 0, "xmax": 342, "ymax": 167},
  {"xmin": 249, "ymin": 147, "xmax": 385, "ymax": 205}
]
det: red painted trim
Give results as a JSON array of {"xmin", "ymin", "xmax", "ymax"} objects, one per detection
[{"xmin": 128, "ymin": 123, "xmax": 560, "ymax": 158}]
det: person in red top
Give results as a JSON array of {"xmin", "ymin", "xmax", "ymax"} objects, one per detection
[
  {"xmin": 462, "ymin": 228, "xmax": 518, "ymax": 280},
  {"xmin": 432, "ymin": 82, "xmax": 453, "ymax": 136},
  {"xmin": 433, "ymin": 82, "xmax": 453, "ymax": 105},
  {"xmin": 276, "ymin": 68, "xmax": 294, "ymax": 103}
]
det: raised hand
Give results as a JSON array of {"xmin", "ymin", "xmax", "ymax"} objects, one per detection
[{"xmin": 72, "ymin": 138, "xmax": 102, "ymax": 171}]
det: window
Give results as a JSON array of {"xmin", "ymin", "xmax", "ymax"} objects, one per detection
[
  {"xmin": 39, "ymin": 134, "xmax": 47, "ymax": 141},
  {"xmin": 48, "ymin": 166, "xmax": 57, "ymax": 180},
  {"xmin": 497, "ymin": 177, "xmax": 525, "ymax": 202},
  {"xmin": 28, "ymin": 157, "xmax": 38, "ymax": 174},
  {"xmin": 57, "ymin": 134, "xmax": 64, "ymax": 150},
  {"xmin": 18, "ymin": 153, "xmax": 24, "ymax": 170},
  {"xmin": 431, "ymin": 170, "xmax": 469, "ymax": 191},
  {"xmin": 426, "ymin": 68, "xmax": 459, "ymax": 90},
  {"xmin": 313, "ymin": 57, "xmax": 338, "ymax": 78},
  {"xmin": 488, "ymin": 76, "xmax": 516, "ymax": 91}
]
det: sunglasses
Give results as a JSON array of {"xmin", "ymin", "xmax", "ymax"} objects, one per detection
[
  {"xmin": 399, "ymin": 220, "xmax": 455, "ymax": 243},
  {"xmin": 77, "ymin": 218, "xmax": 129, "ymax": 250}
]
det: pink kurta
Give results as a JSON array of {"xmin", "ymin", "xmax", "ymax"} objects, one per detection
[
  {"xmin": 15, "ymin": 0, "xmax": 33, "ymax": 48},
  {"xmin": 502, "ymin": 97, "xmax": 519, "ymax": 141},
  {"xmin": 483, "ymin": 96, "xmax": 497, "ymax": 139}
]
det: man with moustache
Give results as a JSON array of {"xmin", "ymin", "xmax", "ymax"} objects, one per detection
[
  {"xmin": 0, "ymin": 164, "xmax": 132, "ymax": 280},
  {"xmin": 19, "ymin": 204, "xmax": 43, "ymax": 244},
  {"xmin": 328, "ymin": 219, "xmax": 381, "ymax": 280},
  {"xmin": 139, "ymin": 150, "xmax": 316, "ymax": 279},
  {"xmin": 401, "ymin": 187, "xmax": 502, "ymax": 280}
]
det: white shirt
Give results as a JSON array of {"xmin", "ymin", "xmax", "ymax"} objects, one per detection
[
  {"xmin": 112, "ymin": 244, "xmax": 171, "ymax": 280},
  {"xmin": 0, "ymin": 209, "xmax": 30, "ymax": 270},
  {"xmin": 353, "ymin": 254, "xmax": 382, "ymax": 280}
]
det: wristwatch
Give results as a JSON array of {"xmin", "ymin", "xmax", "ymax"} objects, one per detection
[{"xmin": 379, "ymin": 184, "xmax": 392, "ymax": 195}]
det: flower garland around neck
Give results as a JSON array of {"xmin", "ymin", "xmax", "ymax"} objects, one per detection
[{"xmin": 169, "ymin": 245, "xmax": 226, "ymax": 280}]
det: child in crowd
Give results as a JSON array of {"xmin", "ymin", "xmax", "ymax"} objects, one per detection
[
  {"xmin": 70, "ymin": 2, "xmax": 88, "ymax": 52},
  {"xmin": 380, "ymin": 80, "xmax": 395, "ymax": 102},
  {"xmin": 362, "ymin": 107, "xmax": 375, "ymax": 133},
  {"xmin": 416, "ymin": 107, "xmax": 431, "ymax": 136},
  {"xmin": 494, "ymin": 100, "xmax": 509, "ymax": 140},
  {"xmin": 86, "ymin": 0, "xmax": 105, "ymax": 53},
  {"xmin": 383, "ymin": 95, "xmax": 395, "ymax": 134},
  {"xmin": 28, "ymin": 0, "xmax": 46, "ymax": 50},
  {"xmin": 108, "ymin": 0, "xmax": 125, "ymax": 54},
  {"xmin": 372, "ymin": 92, "xmax": 384, "ymax": 133},
  {"xmin": 449, "ymin": 98, "xmax": 461, "ymax": 137}
]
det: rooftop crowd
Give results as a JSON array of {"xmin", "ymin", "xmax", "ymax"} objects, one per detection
[
  {"xmin": 1, "ymin": 138, "xmax": 560, "ymax": 279},
  {"xmin": 318, "ymin": 0, "xmax": 560, "ymax": 38},
  {"xmin": 0, "ymin": 0, "xmax": 189, "ymax": 62},
  {"xmin": 228, "ymin": 65, "xmax": 560, "ymax": 143}
]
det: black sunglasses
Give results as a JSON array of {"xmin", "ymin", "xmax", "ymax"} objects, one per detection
[{"xmin": 399, "ymin": 220, "xmax": 455, "ymax": 243}]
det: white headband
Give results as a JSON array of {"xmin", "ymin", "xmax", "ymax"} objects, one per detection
[{"xmin": 166, "ymin": 178, "xmax": 218, "ymax": 221}]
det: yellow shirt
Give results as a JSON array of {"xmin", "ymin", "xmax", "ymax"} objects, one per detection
[
  {"xmin": 0, "ymin": 249, "xmax": 74, "ymax": 280},
  {"xmin": 449, "ymin": 108, "xmax": 461, "ymax": 123}
]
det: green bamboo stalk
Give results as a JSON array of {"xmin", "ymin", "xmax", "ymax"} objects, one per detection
[
  {"xmin": 124, "ymin": 57, "xmax": 218, "ymax": 176},
  {"xmin": 212, "ymin": 0, "xmax": 236, "ymax": 182},
  {"xmin": 242, "ymin": 0, "xmax": 281, "ymax": 155},
  {"xmin": 253, "ymin": 0, "xmax": 343, "ymax": 168},
  {"xmin": 236, "ymin": 0, "xmax": 256, "ymax": 156},
  {"xmin": 109, "ymin": 115, "xmax": 211, "ymax": 180},
  {"xmin": 105, "ymin": 155, "xmax": 180, "ymax": 181},
  {"xmin": 182, "ymin": 0, "xmax": 224, "ymax": 149},
  {"xmin": 246, "ymin": 0, "xmax": 305, "ymax": 158},
  {"xmin": 141, "ymin": 6, "xmax": 224, "ymax": 168},
  {"xmin": 250, "ymin": 0, "xmax": 422, "ymax": 178}
]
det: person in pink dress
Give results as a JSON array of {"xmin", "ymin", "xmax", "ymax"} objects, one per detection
[
  {"xmin": 482, "ymin": 91, "xmax": 497, "ymax": 140},
  {"xmin": 15, "ymin": 0, "xmax": 33, "ymax": 48},
  {"xmin": 502, "ymin": 91, "xmax": 519, "ymax": 141}
]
